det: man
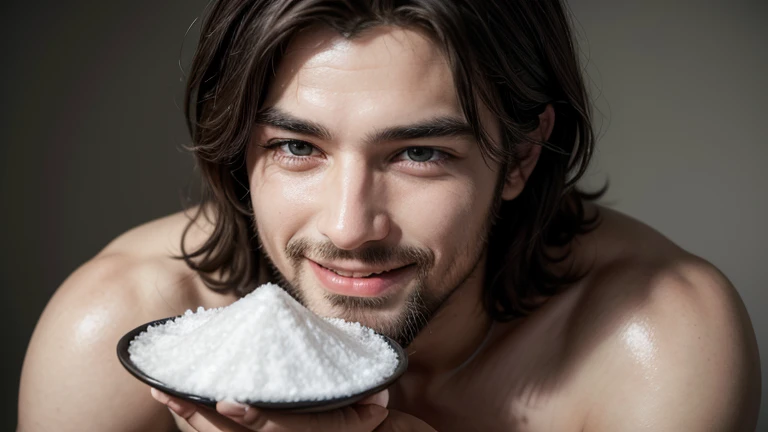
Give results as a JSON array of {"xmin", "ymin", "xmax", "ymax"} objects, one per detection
[{"xmin": 18, "ymin": 0, "xmax": 761, "ymax": 431}]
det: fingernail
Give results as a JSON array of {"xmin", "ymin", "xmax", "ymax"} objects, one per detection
[
  {"xmin": 167, "ymin": 398, "xmax": 184, "ymax": 414},
  {"xmin": 150, "ymin": 388, "xmax": 168, "ymax": 403},
  {"xmin": 359, "ymin": 389, "xmax": 389, "ymax": 407},
  {"xmin": 242, "ymin": 406, "xmax": 262, "ymax": 425},
  {"xmin": 150, "ymin": 389, "xmax": 184, "ymax": 415},
  {"xmin": 371, "ymin": 404, "xmax": 389, "ymax": 421},
  {"xmin": 218, "ymin": 400, "xmax": 248, "ymax": 417}
]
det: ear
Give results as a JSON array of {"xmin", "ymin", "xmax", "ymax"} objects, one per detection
[{"xmin": 501, "ymin": 104, "xmax": 555, "ymax": 200}]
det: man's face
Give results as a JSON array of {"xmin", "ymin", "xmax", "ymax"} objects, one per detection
[{"xmin": 246, "ymin": 26, "xmax": 502, "ymax": 346}]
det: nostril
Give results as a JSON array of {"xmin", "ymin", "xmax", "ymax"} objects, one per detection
[{"xmin": 317, "ymin": 211, "xmax": 390, "ymax": 251}]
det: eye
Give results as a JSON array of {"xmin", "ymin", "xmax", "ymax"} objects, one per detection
[
  {"xmin": 391, "ymin": 147, "xmax": 451, "ymax": 173},
  {"xmin": 283, "ymin": 141, "xmax": 314, "ymax": 156},
  {"xmin": 403, "ymin": 147, "xmax": 437, "ymax": 162}
]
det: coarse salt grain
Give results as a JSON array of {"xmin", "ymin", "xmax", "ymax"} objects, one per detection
[{"xmin": 128, "ymin": 283, "xmax": 399, "ymax": 402}]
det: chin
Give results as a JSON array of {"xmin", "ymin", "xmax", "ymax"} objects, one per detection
[
  {"xmin": 337, "ymin": 305, "xmax": 401, "ymax": 328},
  {"xmin": 302, "ymin": 294, "xmax": 409, "ymax": 342},
  {"xmin": 282, "ymin": 274, "xmax": 438, "ymax": 347},
  {"xmin": 331, "ymin": 295, "xmax": 435, "ymax": 348},
  {"xmin": 314, "ymin": 293, "xmax": 398, "ymax": 323}
]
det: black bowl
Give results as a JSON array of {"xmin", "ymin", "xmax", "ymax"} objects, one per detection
[{"xmin": 117, "ymin": 316, "xmax": 408, "ymax": 413}]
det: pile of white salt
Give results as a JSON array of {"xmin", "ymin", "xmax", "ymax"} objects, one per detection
[{"xmin": 128, "ymin": 283, "xmax": 399, "ymax": 402}]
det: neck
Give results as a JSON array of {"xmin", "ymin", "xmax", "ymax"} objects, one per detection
[
  {"xmin": 388, "ymin": 258, "xmax": 496, "ymax": 412},
  {"xmin": 400, "ymin": 256, "xmax": 494, "ymax": 378}
]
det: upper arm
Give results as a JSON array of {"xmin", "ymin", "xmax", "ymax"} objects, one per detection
[
  {"xmin": 583, "ymin": 260, "xmax": 761, "ymax": 431},
  {"xmin": 18, "ymin": 255, "xmax": 178, "ymax": 432}
]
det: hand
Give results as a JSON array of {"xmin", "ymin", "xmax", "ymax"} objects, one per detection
[
  {"xmin": 149, "ymin": 387, "xmax": 433, "ymax": 432},
  {"xmin": 372, "ymin": 409, "xmax": 438, "ymax": 432}
]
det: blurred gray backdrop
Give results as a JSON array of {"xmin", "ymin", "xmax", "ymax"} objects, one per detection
[{"xmin": 1, "ymin": 0, "xmax": 765, "ymax": 430}]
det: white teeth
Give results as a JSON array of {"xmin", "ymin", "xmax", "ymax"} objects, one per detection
[{"xmin": 327, "ymin": 268, "xmax": 386, "ymax": 278}]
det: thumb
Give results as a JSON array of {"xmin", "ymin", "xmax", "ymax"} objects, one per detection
[
  {"xmin": 353, "ymin": 403, "xmax": 389, "ymax": 429},
  {"xmin": 235, "ymin": 401, "xmax": 388, "ymax": 432},
  {"xmin": 358, "ymin": 389, "xmax": 389, "ymax": 408}
]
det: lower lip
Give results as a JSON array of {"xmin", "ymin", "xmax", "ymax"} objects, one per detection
[{"xmin": 308, "ymin": 260, "xmax": 414, "ymax": 297}]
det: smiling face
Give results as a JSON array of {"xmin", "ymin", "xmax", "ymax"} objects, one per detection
[{"xmin": 246, "ymin": 25, "xmax": 505, "ymax": 346}]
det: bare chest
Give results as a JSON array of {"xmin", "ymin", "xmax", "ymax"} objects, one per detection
[
  {"xmin": 392, "ymin": 295, "xmax": 591, "ymax": 431},
  {"xmin": 391, "ymin": 352, "xmax": 587, "ymax": 431}
]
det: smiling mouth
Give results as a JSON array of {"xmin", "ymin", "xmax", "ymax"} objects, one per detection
[
  {"xmin": 315, "ymin": 262, "xmax": 414, "ymax": 278},
  {"xmin": 308, "ymin": 259, "xmax": 417, "ymax": 298}
]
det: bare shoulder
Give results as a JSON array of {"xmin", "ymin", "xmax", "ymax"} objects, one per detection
[
  {"xmin": 566, "ymin": 206, "xmax": 761, "ymax": 431},
  {"xmin": 100, "ymin": 207, "xmax": 210, "ymax": 259},
  {"xmin": 18, "ymin": 208, "xmax": 234, "ymax": 431}
]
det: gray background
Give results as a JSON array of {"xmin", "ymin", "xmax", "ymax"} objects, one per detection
[{"xmin": 1, "ymin": 0, "xmax": 765, "ymax": 430}]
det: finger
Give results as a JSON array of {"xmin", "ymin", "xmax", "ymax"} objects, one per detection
[
  {"xmin": 253, "ymin": 404, "xmax": 387, "ymax": 432},
  {"xmin": 151, "ymin": 388, "xmax": 249, "ymax": 432},
  {"xmin": 169, "ymin": 410, "xmax": 199, "ymax": 432},
  {"xmin": 373, "ymin": 409, "xmax": 437, "ymax": 432},
  {"xmin": 195, "ymin": 409, "xmax": 254, "ymax": 432},
  {"xmin": 216, "ymin": 401, "xmax": 267, "ymax": 430},
  {"xmin": 217, "ymin": 401, "xmax": 388, "ymax": 432},
  {"xmin": 357, "ymin": 389, "xmax": 389, "ymax": 408}
]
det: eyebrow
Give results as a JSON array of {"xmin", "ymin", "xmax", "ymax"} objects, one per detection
[{"xmin": 256, "ymin": 107, "xmax": 475, "ymax": 145}]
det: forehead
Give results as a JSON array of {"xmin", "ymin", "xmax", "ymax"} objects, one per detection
[{"xmin": 263, "ymin": 25, "xmax": 461, "ymax": 128}]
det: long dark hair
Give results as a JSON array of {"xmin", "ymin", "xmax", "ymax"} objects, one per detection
[{"xmin": 179, "ymin": 0, "xmax": 604, "ymax": 321}]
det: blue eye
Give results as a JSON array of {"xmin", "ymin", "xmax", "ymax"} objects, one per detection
[
  {"xmin": 404, "ymin": 147, "xmax": 435, "ymax": 162},
  {"xmin": 284, "ymin": 141, "xmax": 314, "ymax": 156}
]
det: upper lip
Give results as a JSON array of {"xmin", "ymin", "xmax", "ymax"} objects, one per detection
[{"xmin": 309, "ymin": 258, "xmax": 412, "ymax": 277}]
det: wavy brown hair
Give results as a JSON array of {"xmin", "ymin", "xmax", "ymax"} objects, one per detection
[{"xmin": 179, "ymin": 0, "xmax": 604, "ymax": 321}]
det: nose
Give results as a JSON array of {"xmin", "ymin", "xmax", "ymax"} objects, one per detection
[{"xmin": 317, "ymin": 157, "xmax": 390, "ymax": 250}]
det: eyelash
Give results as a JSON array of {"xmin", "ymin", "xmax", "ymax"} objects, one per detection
[
  {"xmin": 260, "ymin": 139, "xmax": 451, "ymax": 168},
  {"xmin": 260, "ymin": 140, "xmax": 320, "ymax": 167}
]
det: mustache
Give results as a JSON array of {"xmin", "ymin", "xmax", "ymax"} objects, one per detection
[{"xmin": 285, "ymin": 238, "xmax": 435, "ymax": 276}]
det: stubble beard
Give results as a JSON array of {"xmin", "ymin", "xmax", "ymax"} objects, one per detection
[{"xmin": 257, "ymin": 233, "xmax": 489, "ymax": 348}]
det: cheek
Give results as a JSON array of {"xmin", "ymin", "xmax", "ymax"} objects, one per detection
[
  {"xmin": 392, "ymin": 176, "xmax": 494, "ymax": 264},
  {"xmin": 247, "ymin": 148, "xmax": 320, "ymax": 271}
]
